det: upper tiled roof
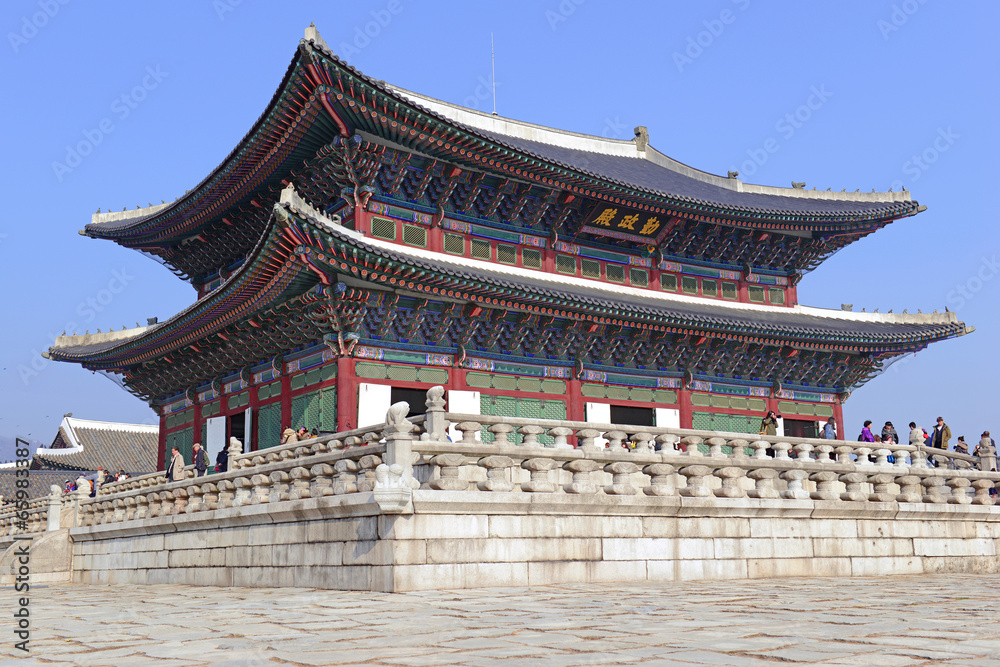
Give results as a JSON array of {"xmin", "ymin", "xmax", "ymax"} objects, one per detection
[
  {"xmin": 0, "ymin": 470, "xmax": 69, "ymax": 503},
  {"xmin": 31, "ymin": 417, "xmax": 158, "ymax": 475}
]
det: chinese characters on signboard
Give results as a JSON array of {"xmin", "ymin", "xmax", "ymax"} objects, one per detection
[{"xmin": 582, "ymin": 205, "xmax": 664, "ymax": 240}]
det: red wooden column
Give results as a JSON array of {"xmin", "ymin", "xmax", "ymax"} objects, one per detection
[
  {"xmin": 192, "ymin": 401, "xmax": 202, "ymax": 446},
  {"xmin": 279, "ymin": 373, "xmax": 292, "ymax": 438},
  {"xmin": 833, "ymin": 401, "xmax": 845, "ymax": 439},
  {"xmin": 677, "ymin": 386, "xmax": 693, "ymax": 429},
  {"xmin": 157, "ymin": 412, "xmax": 167, "ymax": 469},
  {"xmin": 566, "ymin": 377, "xmax": 585, "ymax": 422},
  {"xmin": 247, "ymin": 382, "xmax": 259, "ymax": 450},
  {"xmin": 337, "ymin": 355, "xmax": 357, "ymax": 431}
]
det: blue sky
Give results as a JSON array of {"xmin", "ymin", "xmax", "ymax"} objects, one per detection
[{"xmin": 1, "ymin": 0, "xmax": 997, "ymax": 456}]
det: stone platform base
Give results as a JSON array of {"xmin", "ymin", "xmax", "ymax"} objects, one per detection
[{"xmin": 68, "ymin": 491, "xmax": 1000, "ymax": 591}]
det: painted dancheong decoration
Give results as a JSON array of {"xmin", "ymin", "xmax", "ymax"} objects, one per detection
[{"xmin": 45, "ymin": 24, "xmax": 971, "ymax": 465}]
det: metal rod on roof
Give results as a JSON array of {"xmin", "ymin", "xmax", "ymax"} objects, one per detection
[{"xmin": 491, "ymin": 33, "xmax": 497, "ymax": 116}]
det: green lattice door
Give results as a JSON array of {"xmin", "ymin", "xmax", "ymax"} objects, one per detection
[
  {"xmin": 165, "ymin": 428, "xmax": 194, "ymax": 465},
  {"xmin": 291, "ymin": 390, "xmax": 321, "ymax": 432},
  {"xmin": 480, "ymin": 395, "xmax": 566, "ymax": 444},
  {"xmin": 319, "ymin": 387, "xmax": 337, "ymax": 432},
  {"xmin": 257, "ymin": 402, "xmax": 282, "ymax": 449}
]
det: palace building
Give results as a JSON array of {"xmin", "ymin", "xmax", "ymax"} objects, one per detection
[{"xmin": 46, "ymin": 26, "xmax": 971, "ymax": 466}]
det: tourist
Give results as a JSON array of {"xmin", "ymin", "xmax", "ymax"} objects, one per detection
[
  {"xmin": 116, "ymin": 470, "xmax": 128, "ymax": 482},
  {"xmin": 931, "ymin": 416, "xmax": 951, "ymax": 450},
  {"xmin": 280, "ymin": 426, "xmax": 298, "ymax": 445},
  {"xmin": 880, "ymin": 422, "xmax": 899, "ymax": 444},
  {"xmin": 192, "ymin": 442, "xmax": 209, "ymax": 477},
  {"xmin": 859, "ymin": 420, "xmax": 876, "ymax": 443},
  {"xmin": 822, "ymin": 417, "xmax": 837, "ymax": 440},
  {"xmin": 215, "ymin": 446, "xmax": 228, "ymax": 473},
  {"xmin": 908, "ymin": 422, "xmax": 922, "ymax": 446},
  {"xmin": 297, "ymin": 426, "xmax": 309, "ymax": 440},
  {"xmin": 759, "ymin": 411, "xmax": 780, "ymax": 436},
  {"xmin": 954, "ymin": 436, "xmax": 969, "ymax": 455},
  {"xmin": 976, "ymin": 432, "xmax": 997, "ymax": 472},
  {"xmin": 167, "ymin": 446, "xmax": 186, "ymax": 481},
  {"xmin": 63, "ymin": 479, "xmax": 74, "ymax": 494}
]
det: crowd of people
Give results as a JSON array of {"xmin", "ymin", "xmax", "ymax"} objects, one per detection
[
  {"xmin": 758, "ymin": 412, "xmax": 998, "ymax": 471},
  {"xmin": 63, "ymin": 466, "xmax": 131, "ymax": 496}
]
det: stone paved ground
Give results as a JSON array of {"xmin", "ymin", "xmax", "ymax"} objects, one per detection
[{"xmin": 3, "ymin": 575, "xmax": 1000, "ymax": 666}]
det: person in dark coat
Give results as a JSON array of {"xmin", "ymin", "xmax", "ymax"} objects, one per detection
[
  {"xmin": 192, "ymin": 442, "xmax": 209, "ymax": 477},
  {"xmin": 216, "ymin": 447, "xmax": 228, "ymax": 473}
]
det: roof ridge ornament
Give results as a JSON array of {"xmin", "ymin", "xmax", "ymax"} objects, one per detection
[
  {"xmin": 304, "ymin": 22, "xmax": 331, "ymax": 53},
  {"xmin": 633, "ymin": 126, "xmax": 649, "ymax": 152}
]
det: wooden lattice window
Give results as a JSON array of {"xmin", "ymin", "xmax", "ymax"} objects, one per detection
[
  {"xmin": 681, "ymin": 276, "xmax": 698, "ymax": 295},
  {"xmin": 471, "ymin": 238, "xmax": 491, "ymax": 260},
  {"xmin": 630, "ymin": 268, "xmax": 649, "ymax": 287},
  {"xmin": 371, "ymin": 216, "xmax": 395, "ymax": 240},
  {"xmin": 749, "ymin": 286, "xmax": 766, "ymax": 303},
  {"xmin": 444, "ymin": 233, "xmax": 465, "ymax": 255},
  {"xmin": 660, "ymin": 273, "xmax": 678, "ymax": 291},
  {"xmin": 721, "ymin": 281, "xmax": 737, "ymax": 300},
  {"xmin": 581, "ymin": 259, "xmax": 601, "ymax": 279},
  {"xmin": 606, "ymin": 264, "xmax": 625, "ymax": 283},
  {"xmin": 402, "ymin": 224, "xmax": 426, "ymax": 247},
  {"xmin": 769, "ymin": 288, "xmax": 785, "ymax": 305},
  {"xmin": 522, "ymin": 248, "xmax": 542, "ymax": 269},
  {"xmin": 702, "ymin": 279, "xmax": 717, "ymax": 297},
  {"xmin": 497, "ymin": 244, "xmax": 517, "ymax": 265},
  {"xmin": 556, "ymin": 254, "xmax": 576, "ymax": 274}
]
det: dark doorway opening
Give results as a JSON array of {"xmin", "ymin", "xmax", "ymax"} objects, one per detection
[
  {"xmin": 391, "ymin": 387, "xmax": 428, "ymax": 418},
  {"xmin": 610, "ymin": 405, "xmax": 655, "ymax": 427},
  {"xmin": 783, "ymin": 418, "xmax": 818, "ymax": 439},
  {"xmin": 228, "ymin": 412, "xmax": 246, "ymax": 444}
]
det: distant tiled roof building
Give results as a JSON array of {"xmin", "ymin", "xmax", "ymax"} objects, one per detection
[
  {"xmin": 0, "ymin": 470, "xmax": 71, "ymax": 504},
  {"xmin": 29, "ymin": 416, "xmax": 158, "ymax": 476}
]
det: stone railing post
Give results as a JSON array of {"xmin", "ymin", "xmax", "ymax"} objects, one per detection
[
  {"xmin": 288, "ymin": 467, "xmax": 312, "ymax": 500},
  {"xmin": 357, "ymin": 454, "xmax": 383, "ymax": 492},
  {"xmin": 971, "ymin": 479, "xmax": 995, "ymax": 505},
  {"xmin": 750, "ymin": 440, "xmax": 770, "ymax": 459},
  {"xmin": 309, "ymin": 463, "xmax": 335, "ymax": 497},
  {"xmin": 678, "ymin": 465, "xmax": 712, "ymax": 497},
  {"xmin": 185, "ymin": 485, "xmax": 205, "ymax": 513},
  {"xmin": 383, "ymin": 401, "xmax": 417, "ymax": 490},
  {"xmin": 201, "ymin": 483, "xmax": 219, "ymax": 511},
  {"xmin": 868, "ymin": 473, "xmax": 895, "ymax": 502},
  {"xmin": 268, "ymin": 471, "xmax": 291, "ymax": 503},
  {"xmin": 656, "ymin": 433, "xmax": 679, "ymax": 453},
  {"xmin": 910, "ymin": 447, "xmax": 928, "ymax": 469},
  {"xmin": 489, "ymin": 423, "xmax": 515, "ymax": 446},
  {"xmin": 680, "ymin": 436, "xmax": 703, "ymax": 457},
  {"xmin": 604, "ymin": 462, "xmax": 639, "ymax": 495},
  {"xmin": 873, "ymin": 448, "xmax": 892, "ymax": 467},
  {"xmin": 521, "ymin": 458, "xmax": 557, "ymax": 492},
  {"xmin": 250, "ymin": 474, "xmax": 272, "ymax": 504},
  {"xmin": 169, "ymin": 488, "xmax": 188, "ymax": 515},
  {"xmin": 519, "ymin": 425, "xmax": 545, "ymax": 447},
  {"xmin": 705, "ymin": 437, "xmax": 726, "ymax": 458},
  {"xmin": 773, "ymin": 442, "xmax": 792, "ymax": 461},
  {"xmin": 423, "ymin": 386, "xmax": 448, "ymax": 441},
  {"xmin": 605, "ymin": 430, "xmax": 627, "ymax": 452},
  {"xmin": 227, "ymin": 437, "xmax": 243, "ymax": 475},
  {"xmin": 714, "ymin": 467, "xmax": 747, "ymax": 498},
  {"xmin": 550, "ymin": 427, "xmax": 574, "ymax": 449},
  {"xmin": 892, "ymin": 446, "xmax": 910, "ymax": 468},
  {"xmin": 456, "ymin": 421, "xmax": 483, "ymax": 445},
  {"xmin": 631, "ymin": 432, "xmax": 654, "ymax": 454},
  {"xmin": 809, "ymin": 471, "xmax": 839, "ymax": 500},
  {"xmin": 478, "ymin": 456, "xmax": 515, "ymax": 492},
  {"xmin": 921, "ymin": 476, "xmax": 946, "ymax": 504},
  {"xmin": 729, "ymin": 439, "xmax": 749, "ymax": 458},
  {"xmin": 46, "ymin": 486, "xmax": 62, "ymax": 532},
  {"xmin": 838, "ymin": 472, "xmax": 866, "ymax": 501},
  {"xmin": 216, "ymin": 479, "xmax": 236, "ymax": 508},
  {"xmin": 780, "ymin": 469, "xmax": 809, "ymax": 499},
  {"xmin": 643, "ymin": 463, "xmax": 676, "ymax": 496},
  {"xmin": 855, "ymin": 447, "xmax": 872, "ymax": 467},
  {"xmin": 576, "ymin": 429, "xmax": 602, "ymax": 452},
  {"xmin": 792, "ymin": 442, "xmax": 813, "ymax": 461},
  {"xmin": 332, "ymin": 459, "xmax": 358, "ymax": 495},
  {"xmin": 429, "ymin": 454, "xmax": 468, "ymax": 491},
  {"xmin": 563, "ymin": 459, "xmax": 600, "ymax": 494},
  {"xmin": 834, "ymin": 445, "xmax": 854, "ymax": 464},
  {"xmin": 947, "ymin": 477, "xmax": 972, "ymax": 505},
  {"xmin": 814, "ymin": 445, "xmax": 834, "ymax": 463},
  {"xmin": 747, "ymin": 468, "xmax": 779, "ymax": 498},
  {"xmin": 895, "ymin": 474, "xmax": 922, "ymax": 503}
]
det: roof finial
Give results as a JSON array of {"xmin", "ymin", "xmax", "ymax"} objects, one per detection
[{"xmin": 633, "ymin": 126, "xmax": 649, "ymax": 152}]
